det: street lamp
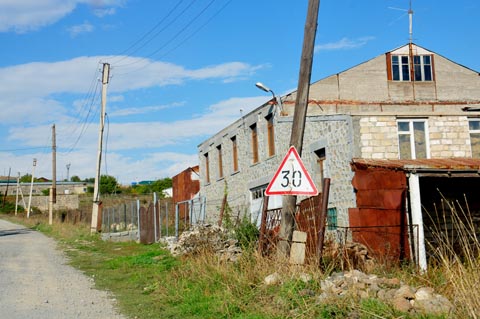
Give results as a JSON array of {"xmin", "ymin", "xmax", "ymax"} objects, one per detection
[{"xmin": 255, "ymin": 82, "xmax": 283, "ymax": 114}]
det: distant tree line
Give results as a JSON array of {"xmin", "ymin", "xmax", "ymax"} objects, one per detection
[{"xmin": 18, "ymin": 174, "xmax": 172, "ymax": 197}]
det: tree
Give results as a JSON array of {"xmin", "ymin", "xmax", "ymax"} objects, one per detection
[
  {"xmin": 131, "ymin": 177, "xmax": 172, "ymax": 196},
  {"xmin": 19, "ymin": 174, "xmax": 42, "ymax": 183},
  {"xmin": 70, "ymin": 175, "xmax": 81, "ymax": 182},
  {"xmin": 100, "ymin": 175, "xmax": 119, "ymax": 195}
]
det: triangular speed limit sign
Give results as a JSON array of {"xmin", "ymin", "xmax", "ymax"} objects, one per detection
[{"xmin": 265, "ymin": 146, "xmax": 318, "ymax": 196}]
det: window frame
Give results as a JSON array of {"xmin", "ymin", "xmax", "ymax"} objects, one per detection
[
  {"xmin": 397, "ymin": 119, "xmax": 430, "ymax": 159},
  {"xmin": 468, "ymin": 118, "xmax": 480, "ymax": 158},
  {"xmin": 388, "ymin": 53, "xmax": 434, "ymax": 82}
]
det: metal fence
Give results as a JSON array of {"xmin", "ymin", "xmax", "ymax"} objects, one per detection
[{"xmin": 101, "ymin": 194, "xmax": 206, "ymax": 242}]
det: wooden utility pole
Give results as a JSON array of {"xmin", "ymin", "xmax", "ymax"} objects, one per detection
[
  {"xmin": 2, "ymin": 167, "xmax": 11, "ymax": 208},
  {"xmin": 277, "ymin": 0, "xmax": 320, "ymax": 257},
  {"xmin": 49, "ymin": 124, "xmax": 56, "ymax": 225},
  {"xmin": 91, "ymin": 63, "xmax": 110, "ymax": 233}
]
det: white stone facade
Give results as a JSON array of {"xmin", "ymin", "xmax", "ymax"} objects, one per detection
[{"xmin": 197, "ymin": 43, "xmax": 480, "ymax": 227}]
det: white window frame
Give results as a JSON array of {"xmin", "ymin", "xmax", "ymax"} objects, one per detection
[
  {"xmin": 391, "ymin": 55, "xmax": 433, "ymax": 82},
  {"xmin": 392, "ymin": 55, "xmax": 410, "ymax": 81},
  {"xmin": 468, "ymin": 119, "xmax": 480, "ymax": 157},
  {"xmin": 397, "ymin": 119, "xmax": 430, "ymax": 159}
]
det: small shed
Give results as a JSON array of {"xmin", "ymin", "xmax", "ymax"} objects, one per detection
[{"xmin": 350, "ymin": 158, "xmax": 480, "ymax": 270}]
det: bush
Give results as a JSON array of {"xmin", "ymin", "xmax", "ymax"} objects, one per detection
[{"xmin": 234, "ymin": 216, "xmax": 259, "ymax": 249}]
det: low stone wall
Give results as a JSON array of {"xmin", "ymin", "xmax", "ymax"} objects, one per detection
[
  {"xmin": 27, "ymin": 194, "xmax": 79, "ymax": 212},
  {"xmin": 101, "ymin": 230, "xmax": 139, "ymax": 242}
]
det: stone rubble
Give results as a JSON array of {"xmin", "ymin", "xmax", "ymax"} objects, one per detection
[
  {"xmin": 160, "ymin": 224, "xmax": 243, "ymax": 262},
  {"xmin": 265, "ymin": 269, "xmax": 454, "ymax": 316}
]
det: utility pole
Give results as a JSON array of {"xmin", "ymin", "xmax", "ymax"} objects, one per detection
[
  {"xmin": 27, "ymin": 158, "xmax": 37, "ymax": 218},
  {"xmin": 49, "ymin": 124, "xmax": 56, "ymax": 225},
  {"xmin": 15, "ymin": 172, "xmax": 19, "ymax": 215},
  {"xmin": 277, "ymin": 0, "xmax": 320, "ymax": 257},
  {"xmin": 91, "ymin": 63, "xmax": 110, "ymax": 233},
  {"xmin": 2, "ymin": 167, "xmax": 11, "ymax": 208},
  {"xmin": 66, "ymin": 163, "xmax": 71, "ymax": 181}
]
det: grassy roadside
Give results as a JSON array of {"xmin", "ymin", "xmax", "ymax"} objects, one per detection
[{"xmin": 2, "ymin": 213, "xmax": 476, "ymax": 318}]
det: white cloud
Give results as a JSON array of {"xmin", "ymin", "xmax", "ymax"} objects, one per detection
[
  {"xmin": 109, "ymin": 102, "xmax": 185, "ymax": 117},
  {"xmin": 314, "ymin": 36, "xmax": 375, "ymax": 53},
  {"xmin": 0, "ymin": 54, "xmax": 266, "ymax": 183},
  {"xmin": 67, "ymin": 21, "xmax": 94, "ymax": 37},
  {"xmin": 0, "ymin": 0, "xmax": 124, "ymax": 33},
  {"xmin": 93, "ymin": 7, "xmax": 116, "ymax": 17}
]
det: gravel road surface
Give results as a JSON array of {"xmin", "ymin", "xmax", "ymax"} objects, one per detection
[{"xmin": 0, "ymin": 219, "xmax": 127, "ymax": 319}]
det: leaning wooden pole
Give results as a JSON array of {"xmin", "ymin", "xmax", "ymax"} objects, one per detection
[
  {"xmin": 277, "ymin": 0, "xmax": 320, "ymax": 257},
  {"xmin": 316, "ymin": 178, "xmax": 331, "ymax": 263}
]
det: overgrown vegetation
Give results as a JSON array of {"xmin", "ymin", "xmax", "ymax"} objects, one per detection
[{"xmin": 2, "ymin": 195, "xmax": 479, "ymax": 318}]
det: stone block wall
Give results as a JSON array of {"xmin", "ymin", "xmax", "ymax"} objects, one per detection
[{"xmin": 27, "ymin": 194, "xmax": 79, "ymax": 212}]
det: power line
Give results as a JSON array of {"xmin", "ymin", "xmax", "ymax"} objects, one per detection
[
  {"xmin": 112, "ymin": 0, "xmax": 231, "ymax": 75},
  {"xmin": 110, "ymin": 0, "xmax": 191, "ymax": 65}
]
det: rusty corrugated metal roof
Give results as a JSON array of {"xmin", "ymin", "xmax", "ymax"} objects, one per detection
[{"xmin": 351, "ymin": 158, "xmax": 480, "ymax": 171}]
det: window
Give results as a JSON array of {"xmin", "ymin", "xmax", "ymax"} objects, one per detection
[
  {"xmin": 392, "ymin": 55, "xmax": 410, "ymax": 81},
  {"xmin": 251, "ymin": 123, "xmax": 259, "ymax": 164},
  {"xmin": 327, "ymin": 208, "xmax": 337, "ymax": 230},
  {"xmin": 469, "ymin": 119, "xmax": 480, "ymax": 157},
  {"xmin": 314, "ymin": 148, "xmax": 326, "ymax": 190},
  {"xmin": 390, "ymin": 54, "xmax": 434, "ymax": 82},
  {"xmin": 413, "ymin": 55, "xmax": 433, "ymax": 81},
  {"xmin": 397, "ymin": 119, "xmax": 429, "ymax": 159},
  {"xmin": 231, "ymin": 136, "xmax": 239, "ymax": 172},
  {"xmin": 204, "ymin": 153, "xmax": 210, "ymax": 184},
  {"xmin": 266, "ymin": 114, "xmax": 275, "ymax": 157},
  {"xmin": 251, "ymin": 185, "xmax": 266, "ymax": 200},
  {"xmin": 217, "ymin": 145, "xmax": 223, "ymax": 179}
]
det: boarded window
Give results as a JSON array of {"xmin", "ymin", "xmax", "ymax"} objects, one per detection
[
  {"xmin": 231, "ymin": 136, "xmax": 239, "ymax": 172},
  {"xmin": 217, "ymin": 145, "xmax": 223, "ymax": 179},
  {"xmin": 204, "ymin": 153, "xmax": 210, "ymax": 184},
  {"xmin": 251, "ymin": 123, "xmax": 259, "ymax": 164},
  {"xmin": 266, "ymin": 114, "xmax": 275, "ymax": 157}
]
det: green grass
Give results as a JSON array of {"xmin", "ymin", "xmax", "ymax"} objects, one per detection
[{"xmin": 1, "ymin": 213, "xmax": 469, "ymax": 319}]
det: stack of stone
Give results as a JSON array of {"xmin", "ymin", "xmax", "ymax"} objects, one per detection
[
  {"xmin": 263, "ymin": 269, "xmax": 453, "ymax": 316},
  {"xmin": 161, "ymin": 224, "xmax": 243, "ymax": 262}
]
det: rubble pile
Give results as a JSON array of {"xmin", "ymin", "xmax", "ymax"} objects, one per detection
[
  {"xmin": 161, "ymin": 224, "xmax": 242, "ymax": 262},
  {"xmin": 264, "ymin": 269, "xmax": 453, "ymax": 316}
]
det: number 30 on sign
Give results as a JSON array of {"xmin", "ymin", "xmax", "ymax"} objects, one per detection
[{"xmin": 265, "ymin": 146, "xmax": 318, "ymax": 196}]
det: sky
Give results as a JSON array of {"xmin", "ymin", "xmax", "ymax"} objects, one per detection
[{"xmin": 0, "ymin": 0, "xmax": 478, "ymax": 185}]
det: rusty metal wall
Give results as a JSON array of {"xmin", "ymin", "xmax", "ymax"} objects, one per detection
[
  {"xmin": 172, "ymin": 166, "xmax": 200, "ymax": 208},
  {"xmin": 349, "ymin": 168, "xmax": 410, "ymax": 261}
]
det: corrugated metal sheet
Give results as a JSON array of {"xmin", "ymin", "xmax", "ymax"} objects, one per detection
[{"xmin": 352, "ymin": 158, "xmax": 480, "ymax": 171}]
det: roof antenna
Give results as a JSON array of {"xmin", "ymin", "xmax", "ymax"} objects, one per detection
[
  {"xmin": 388, "ymin": 0, "xmax": 414, "ymax": 43},
  {"xmin": 408, "ymin": 0, "xmax": 413, "ymax": 44}
]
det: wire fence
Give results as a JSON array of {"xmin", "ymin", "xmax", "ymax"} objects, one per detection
[{"xmin": 101, "ymin": 194, "xmax": 206, "ymax": 243}]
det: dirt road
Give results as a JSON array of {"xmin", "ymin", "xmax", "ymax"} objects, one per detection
[{"xmin": 0, "ymin": 219, "xmax": 126, "ymax": 319}]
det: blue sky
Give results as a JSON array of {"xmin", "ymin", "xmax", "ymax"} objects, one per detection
[{"xmin": 0, "ymin": 0, "xmax": 478, "ymax": 185}]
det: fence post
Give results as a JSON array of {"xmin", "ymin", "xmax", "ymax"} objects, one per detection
[
  {"xmin": 153, "ymin": 192, "xmax": 158, "ymax": 242},
  {"xmin": 123, "ymin": 203, "xmax": 127, "ymax": 230},
  {"xmin": 166, "ymin": 201, "xmax": 169, "ymax": 237},
  {"xmin": 159, "ymin": 200, "xmax": 163, "ymax": 238},
  {"xmin": 136, "ymin": 199, "xmax": 140, "ymax": 241},
  {"xmin": 175, "ymin": 203, "xmax": 179, "ymax": 239}
]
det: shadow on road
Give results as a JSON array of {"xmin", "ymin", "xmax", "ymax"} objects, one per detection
[{"xmin": 0, "ymin": 228, "xmax": 33, "ymax": 237}]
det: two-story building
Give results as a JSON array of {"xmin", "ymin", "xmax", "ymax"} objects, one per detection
[{"xmin": 197, "ymin": 43, "xmax": 480, "ymax": 269}]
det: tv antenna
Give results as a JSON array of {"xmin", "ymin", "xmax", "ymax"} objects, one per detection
[{"xmin": 388, "ymin": 0, "xmax": 413, "ymax": 43}]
